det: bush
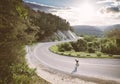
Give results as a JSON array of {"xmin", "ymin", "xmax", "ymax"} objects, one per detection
[
  {"xmin": 87, "ymin": 42, "xmax": 94, "ymax": 47},
  {"xmin": 76, "ymin": 39, "xmax": 87, "ymax": 51},
  {"xmin": 101, "ymin": 39, "xmax": 120, "ymax": 55},
  {"xmin": 77, "ymin": 54, "xmax": 80, "ymax": 57},
  {"xmin": 68, "ymin": 53, "xmax": 71, "ymax": 56},
  {"xmin": 86, "ymin": 54, "xmax": 91, "ymax": 56},
  {"xmin": 88, "ymin": 48, "xmax": 95, "ymax": 53},
  {"xmin": 58, "ymin": 47, "xmax": 65, "ymax": 52},
  {"xmin": 96, "ymin": 52, "xmax": 102, "ymax": 57},
  {"xmin": 84, "ymin": 35, "xmax": 96, "ymax": 42},
  {"xmin": 58, "ymin": 43, "xmax": 73, "ymax": 52},
  {"xmin": 10, "ymin": 63, "xmax": 39, "ymax": 84},
  {"xmin": 70, "ymin": 42, "xmax": 79, "ymax": 52},
  {"xmin": 109, "ymin": 54, "xmax": 113, "ymax": 57}
]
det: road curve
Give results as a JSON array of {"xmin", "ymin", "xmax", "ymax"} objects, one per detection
[{"xmin": 33, "ymin": 42, "xmax": 120, "ymax": 82}]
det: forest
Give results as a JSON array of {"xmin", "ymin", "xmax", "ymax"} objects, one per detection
[{"xmin": 0, "ymin": 0, "xmax": 71, "ymax": 83}]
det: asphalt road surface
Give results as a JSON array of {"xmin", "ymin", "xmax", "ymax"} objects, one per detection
[{"xmin": 33, "ymin": 42, "xmax": 120, "ymax": 82}]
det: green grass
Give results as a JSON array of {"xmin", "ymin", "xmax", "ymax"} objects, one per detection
[
  {"xmin": 50, "ymin": 45, "xmax": 118, "ymax": 58},
  {"xmin": 50, "ymin": 45, "xmax": 58, "ymax": 52}
]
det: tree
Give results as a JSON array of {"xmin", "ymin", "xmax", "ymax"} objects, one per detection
[
  {"xmin": 84, "ymin": 35, "xmax": 96, "ymax": 42},
  {"xmin": 58, "ymin": 43, "xmax": 73, "ymax": 52},
  {"xmin": 70, "ymin": 41, "xmax": 79, "ymax": 52},
  {"xmin": 0, "ymin": 0, "xmax": 71, "ymax": 83},
  {"xmin": 107, "ymin": 28, "xmax": 120, "ymax": 39},
  {"xmin": 101, "ymin": 39, "xmax": 120, "ymax": 55},
  {"xmin": 76, "ymin": 39, "xmax": 87, "ymax": 51},
  {"xmin": 0, "ymin": 0, "xmax": 38, "ymax": 83}
]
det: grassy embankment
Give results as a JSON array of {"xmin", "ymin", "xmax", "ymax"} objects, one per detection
[
  {"xmin": 50, "ymin": 41, "xmax": 120, "ymax": 58},
  {"xmin": 50, "ymin": 35, "xmax": 120, "ymax": 58},
  {"xmin": 50, "ymin": 44, "xmax": 112, "ymax": 58}
]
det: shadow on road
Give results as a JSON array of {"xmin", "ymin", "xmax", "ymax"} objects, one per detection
[
  {"xmin": 71, "ymin": 63, "xmax": 79, "ymax": 74},
  {"xmin": 71, "ymin": 59, "xmax": 79, "ymax": 74}
]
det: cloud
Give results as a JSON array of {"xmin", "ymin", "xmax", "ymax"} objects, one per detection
[
  {"xmin": 107, "ymin": 6, "xmax": 119, "ymax": 12},
  {"xmin": 97, "ymin": 0, "xmax": 120, "ymax": 6},
  {"xmin": 115, "ymin": 0, "xmax": 120, "ymax": 2},
  {"xmin": 97, "ymin": 0, "xmax": 114, "ymax": 3},
  {"xmin": 98, "ymin": 0, "xmax": 120, "ymax": 18},
  {"xmin": 101, "ymin": 6, "xmax": 120, "ymax": 13}
]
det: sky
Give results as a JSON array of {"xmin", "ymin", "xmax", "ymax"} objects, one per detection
[{"xmin": 24, "ymin": 0, "xmax": 120, "ymax": 26}]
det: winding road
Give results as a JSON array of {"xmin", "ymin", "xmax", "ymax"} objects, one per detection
[{"xmin": 31, "ymin": 42, "xmax": 120, "ymax": 82}]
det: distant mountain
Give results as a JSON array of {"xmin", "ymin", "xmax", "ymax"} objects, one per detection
[
  {"xmin": 104, "ymin": 24, "xmax": 120, "ymax": 32},
  {"xmin": 24, "ymin": 1, "xmax": 58, "ymax": 13},
  {"xmin": 72, "ymin": 25, "xmax": 103, "ymax": 37}
]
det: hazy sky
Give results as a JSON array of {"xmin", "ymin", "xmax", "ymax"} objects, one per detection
[
  {"xmin": 25, "ymin": 0, "xmax": 120, "ymax": 26},
  {"xmin": 51, "ymin": 0, "xmax": 120, "ymax": 26}
]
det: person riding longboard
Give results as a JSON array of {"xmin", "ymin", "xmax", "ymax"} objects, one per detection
[
  {"xmin": 71, "ymin": 59, "xmax": 79, "ymax": 74},
  {"xmin": 75, "ymin": 59, "xmax": 79, "ymax": 66}
]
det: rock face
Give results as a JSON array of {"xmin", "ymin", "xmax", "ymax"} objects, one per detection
[
  {"xmin": 41, "ymin": 30, "xmax": 78, "ymax": 42},
  {"xmin": 54, "ymin": 30, "xmax": 78, "ymax": 40}
]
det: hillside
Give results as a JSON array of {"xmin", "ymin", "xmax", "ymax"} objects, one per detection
[
  {"xmin": 72, "ymin": 25, "xmax": 103, "ymax": 37},
  {"xmin": 23, "ymin": 1, "xmax": 77, "ymax": 41},
  {"xmin": 0, "ymin": 0, "xmax": 72, "ymax": 83}
]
